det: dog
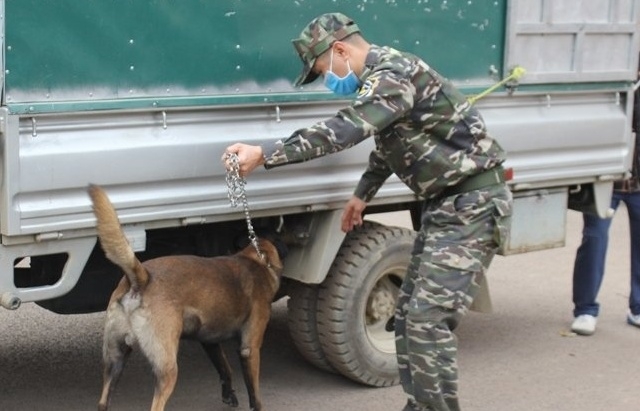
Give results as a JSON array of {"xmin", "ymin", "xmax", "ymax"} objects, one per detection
[{"xmin": 88, "ymin": 184, "xmax": 284, "ymax": 411}]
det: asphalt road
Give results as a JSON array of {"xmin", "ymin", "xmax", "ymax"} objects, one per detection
[{"xmin": 0, "ymin": 208, "xmax": 638, "ymax": 411}]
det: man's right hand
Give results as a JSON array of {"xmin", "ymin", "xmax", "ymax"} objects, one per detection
[{"xmin": 223, "ymin": 143, "xmax": 265, "ymax": 177}]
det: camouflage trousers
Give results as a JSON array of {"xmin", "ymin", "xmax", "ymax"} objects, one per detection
[{"xmin": 395, "ymin": 183, "xmax": 512, "ymax": 411}]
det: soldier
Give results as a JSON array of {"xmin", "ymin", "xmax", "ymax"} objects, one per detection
[{"xmin": 224, "ymin": 12, "xmax": 512, "ymax": 411}]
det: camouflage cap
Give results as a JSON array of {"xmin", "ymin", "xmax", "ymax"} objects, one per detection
[{"xmin": 291, "ymin": 13, "xmax": 360, "ymax": 87}]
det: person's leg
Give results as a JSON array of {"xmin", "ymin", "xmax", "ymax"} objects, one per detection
[
  {"xmin": 622, "ymin": 191, "xmax": 640, "ymax": 318},
  {"xmin": 404, "ymin": 185, "xmax": 511, "ymax": 411},
  {"xmin": 396, "ymin": 234, "xmax": 423, "ymax": 407},
  {"xmin": 572, "ymin": 195, "xmax": 619, "ymax": 318}
]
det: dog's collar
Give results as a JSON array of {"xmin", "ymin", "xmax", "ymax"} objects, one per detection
[
  {"xmin": 266, "ymin": 260, "xmax": 280, "ymax": 272},
  {"xmin": 264, "ymin": 257, "xmax": 283, "ymax": 275}
]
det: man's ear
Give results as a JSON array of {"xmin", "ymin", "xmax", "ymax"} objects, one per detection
[{"xmin": 332, "ymin": 41, "xmax": 350, "ymax": 59}]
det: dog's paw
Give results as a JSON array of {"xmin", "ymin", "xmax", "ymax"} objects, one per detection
[{"xmin": 222, "ymin": 391, "xmax": 239, "ymax": 408}]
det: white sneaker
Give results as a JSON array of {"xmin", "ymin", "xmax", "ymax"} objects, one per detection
[
  {"xmin": 627, "ymin": 312, "xmax": 640, "ymax": 328},
  {"xmin": 571, "ymin": 314, "xmax": 597, "ymax": 336}
]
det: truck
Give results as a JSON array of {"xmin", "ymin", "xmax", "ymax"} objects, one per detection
[{"xmin": 1, "ymin": 0, "xmax": 638, "ymax": 388}]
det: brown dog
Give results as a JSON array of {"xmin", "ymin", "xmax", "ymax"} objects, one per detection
[{"xmin": 88, "ymin": 185, "xmax": 283, "ymax": 411}]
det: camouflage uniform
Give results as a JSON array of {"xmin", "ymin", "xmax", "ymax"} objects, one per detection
[{"xmin": 262, "ymin": 13, "xmax": 513, "ymax": 411}]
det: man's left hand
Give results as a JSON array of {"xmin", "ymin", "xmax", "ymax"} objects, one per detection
[{"xmin": 341, "ymin": 196, "xmax": 367, "ymax": 232}]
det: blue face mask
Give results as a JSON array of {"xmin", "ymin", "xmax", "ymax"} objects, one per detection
[{"xmin": 324, "ymin": 50, "xmax": 360, "ymax": 96}]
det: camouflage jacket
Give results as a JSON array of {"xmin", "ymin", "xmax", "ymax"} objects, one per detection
[{"xmin": 262, "ymin": 44, "xmax": 506, "ymax": 201}]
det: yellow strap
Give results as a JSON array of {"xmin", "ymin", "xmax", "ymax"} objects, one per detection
[{"xmin": 467, "ymin": 66, "xmax": 527, "ymax": 105}]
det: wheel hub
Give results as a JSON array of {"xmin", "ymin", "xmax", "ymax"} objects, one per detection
[{"xmin": 367, "ymin": 280, "xmax": 396, "ymax": 322}]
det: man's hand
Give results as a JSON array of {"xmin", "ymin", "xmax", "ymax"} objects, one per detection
[
  {"xmin": 341, "ymin": 196, "xmax": 367, "ymax": 232},
  {"xmin": 223, "ymin": 143, "xmax": 265, "ymax": 177}
]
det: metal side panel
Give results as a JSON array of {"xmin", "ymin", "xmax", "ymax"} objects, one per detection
[
  {"xmin": 481, "ymin": 90, "xmax": 633, "ymax": 189},
  {"xmin": 505, "ymin": 0, "xmax": 640, "ymax": 84},
  {"xmin": 0, "ymin": 87, "xmax": 634, "ymax": 239},
  {"xmin": 0, "ymin": 102, "xmax": 413, "ymax": 237}
]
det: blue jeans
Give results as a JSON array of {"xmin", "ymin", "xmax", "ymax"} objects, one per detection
[{"xmin": 572, "ymin": 190, "xmax": 640, "ymax": 317}]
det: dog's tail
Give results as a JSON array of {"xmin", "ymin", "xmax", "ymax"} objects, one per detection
[{"xmin": 88, "ymin": 184, "xmax": 149, "ymax": 292}]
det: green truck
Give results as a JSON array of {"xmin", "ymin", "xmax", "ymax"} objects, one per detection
[{"xmin": 1, "ymin": 0, "xmax": 638, "ymax": 387}]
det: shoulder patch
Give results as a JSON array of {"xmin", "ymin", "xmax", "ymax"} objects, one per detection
[{"xmin": 358, "ymin": 77, "xmax": 379, "ymax": 99}]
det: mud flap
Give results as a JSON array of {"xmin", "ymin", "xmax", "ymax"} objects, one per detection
[{"xmin": 469, "ymin": 274, "xmax": 492, "ymax": 313}]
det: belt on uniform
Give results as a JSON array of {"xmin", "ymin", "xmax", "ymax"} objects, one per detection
[{"xmin": 439, "ymin": 165, "xmax": 510, "ymax": 198}]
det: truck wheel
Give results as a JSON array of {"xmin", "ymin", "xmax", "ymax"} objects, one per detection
[
  {"xmin": 316, "ymin": 221, "xmax": 416, "ymax": 387},
  {"xmin": 286, "ymin": 282, "xmax": 335, "ymax": 373}
]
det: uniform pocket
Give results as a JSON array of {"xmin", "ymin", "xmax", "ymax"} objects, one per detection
[
  {"xmin": 408, "ymin": 241, "xmax": 485, "ymax": 316},
  {"xmin": 429, "ymin": 241, "xmax": 486, "ymax": 275}
]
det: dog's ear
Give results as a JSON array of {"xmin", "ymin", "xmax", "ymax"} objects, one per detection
[
  {"xmin": 234, "ymin": 234, "xmax": 251, "ymax": 251},
  {"xmin": 256, "ymin": 231, "xmax": 289, "ymax": 260},
  {"xmin": 236, "ymin": 230, "xmax": 288, "ymax": 260},
  {"xmin": 271, "ymin": 238, "xmax": 289, "ymax": 260}
]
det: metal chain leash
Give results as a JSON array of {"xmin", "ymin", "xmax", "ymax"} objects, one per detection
[{"xmin": 224, "ymin": 152, "xmax": 266, "ymax": 262}]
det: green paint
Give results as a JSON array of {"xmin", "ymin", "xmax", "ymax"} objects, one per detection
[{"xmin": 6, "ymin": 0, "xmax": 506, "ymax": 111}]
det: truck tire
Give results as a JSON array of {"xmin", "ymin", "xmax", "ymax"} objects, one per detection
[
  {"xmin": 286, "ymin": 282, "xmax": 335, "ymax": 373},
  {"xmin": 316, "ymin": 221, "xmax": 416, "ymax": 387}
]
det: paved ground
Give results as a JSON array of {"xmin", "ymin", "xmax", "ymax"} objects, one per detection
[{"xmin": 0, "ymin": 208, "xmax": 637, "ymax": 410}]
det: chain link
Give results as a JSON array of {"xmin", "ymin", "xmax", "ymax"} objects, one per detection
[{"xmin": 224, "ymin": 152, "xmax": 266, "ymax": 262}]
